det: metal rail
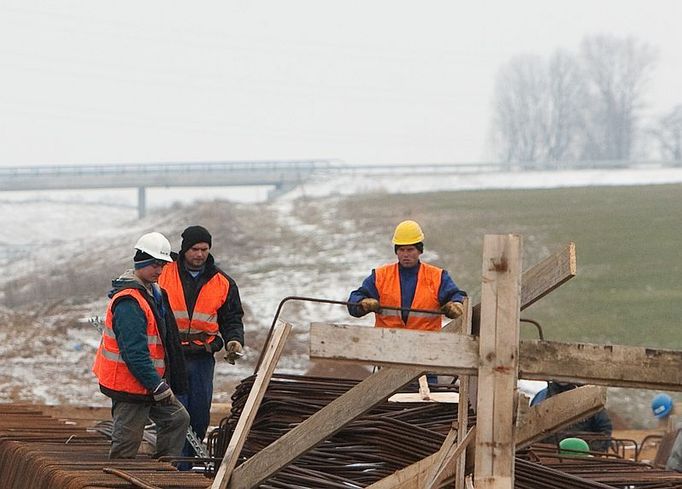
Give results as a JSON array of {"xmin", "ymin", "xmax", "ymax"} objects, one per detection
[{"xmin": 253, "ymin": 295, "xmax": 447, "ymax": 373}]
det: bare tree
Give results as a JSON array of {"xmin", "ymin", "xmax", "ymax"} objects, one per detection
[
  {"xmin": 649, "ymin": 105, "xmax": 682, "ymax": 161},
  {"xmin": 544, "ymin": 50, "xmax": 587, "ymax": 163},
  {"xmin": 491, "ymin": 55, "xmax": 547, "ymax": 164},
  {"xmin": 579, "ymin": 35, "xmax": 658, "ymax": 161},
  {"xmin": 491, "ymin": 52, "xmax": 585, "ymax": 165}
]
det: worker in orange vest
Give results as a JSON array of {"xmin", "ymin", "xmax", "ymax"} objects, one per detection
[
  {"xmin": 93, "ymin": 232, "xmax": 189, "ymax": 459},
  {"xmin": 348, "ymin": 220, "xmax": 467, "ymax": 331},
  {"xmin": 158, "ymin": 225, "xmax": 245, "ymax": 462}
]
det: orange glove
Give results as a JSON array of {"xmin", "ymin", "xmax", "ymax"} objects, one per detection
[
  {"xmin": 360, "ymin": 298, "xmax": 380, "ymax": 313},
  {"xmin": 441, "ymin": 301, "xmax": 464, "ymax": 319}
]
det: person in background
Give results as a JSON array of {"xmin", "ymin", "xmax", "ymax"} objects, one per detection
[
  {"xmin": 531, "ymin": 381, "xmax": 613, "ymax": 452},
  {"xmin": 93, "ymin": 232, "xmax": 189, "ymax": 459},
  {"xmin": 348, "ymin": 219, "xmax": 467, "ymax": 330},
  {"xmin": 650, "ymin": 393, "xmax": 682, "ymax": 471},
  {"xmin": 159, "ymin": 225, "xmax": 245, "ymax": 461}
]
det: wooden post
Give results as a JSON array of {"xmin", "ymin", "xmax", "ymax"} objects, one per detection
[
  {"xmin": 211, "ymin": 321, "xmax": 292, "ymax": 489},
  {"xmin": 456, "ymin": 297, "xmax": 473, "ymax": 489},
  {"xmin": 474, "ymin": 234, "xmax": 522, "ymax": 489}
]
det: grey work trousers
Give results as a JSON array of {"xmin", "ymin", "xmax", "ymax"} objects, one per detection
[{"xmin": 110, "ymin": 397, "xmax": 190, "ymax": 459}]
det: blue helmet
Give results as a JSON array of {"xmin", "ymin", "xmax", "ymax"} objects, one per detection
[{"xmin": 652, "ymin": 393, "xmax": 673, "ymax": 418}]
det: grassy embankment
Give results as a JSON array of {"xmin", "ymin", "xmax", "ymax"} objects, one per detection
[{"xmin": 335, "ymin": 183, "xmax": 682, "ymax": 348}]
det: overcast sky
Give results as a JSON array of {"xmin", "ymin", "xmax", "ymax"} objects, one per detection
[{"xmin": 1, "ymin": 1, "xmax": 681, "ymax": 167}]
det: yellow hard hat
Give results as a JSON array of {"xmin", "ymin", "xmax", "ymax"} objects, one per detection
[{"xmin": 392, "ymin": 220, "xmax": 425, "ymax": 246}]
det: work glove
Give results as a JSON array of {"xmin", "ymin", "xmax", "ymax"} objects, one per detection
[
  {"xmin": 441, "ymin": 301, "xmax": 464, "ymax": 319},
  {"xmin": 152, "ymin": 380, "xmax": 175, "ymax": 406},
  {"xmin": 360, "ymin": 298, "xmax": 380, "ymax": 313},
  {"xmin": 225, "ymin": 340, "xmax": 243, "ymax": 365}
]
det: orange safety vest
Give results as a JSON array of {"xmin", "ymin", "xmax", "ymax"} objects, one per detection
[
  {"xmin": 374, "ymin": 262, "xmax": 443, "ymax": 331},
  {"xmin": 159, "ymin": 262, "xmax": 229, "ymax": 349},
  {"xmin": 92, "ymin": 288, "xmax": 166, "ymax": 395}
]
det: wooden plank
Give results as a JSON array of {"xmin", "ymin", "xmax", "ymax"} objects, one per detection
[
  {"xmin": 365, "ymin": 427, "xmax": 475, "ymax": 489},
  {"xmin": 229, "ymin": 366, "xmax": 424, "ymax": 489},
  {"xmin": 443, "ymin": 241, "xmax": 575, "ymax": 334},
  {"xmin": 388, "ymin": 392, "xmax": 459, "ymax": 403},
  {"xmin": 515, "ymin": 385, "xmax": 606, "ymax": 448},
  {"xmin": 456, "ymin": 298, "xmax": 474, "ymax": 489},
  {"xmin": 309, "ymin": 322, "xmax": 479, "ymax": 374},
  {"xmin": 311, "ymin": 325, "xmax": 682, "ymax": 391},
  {"xmin": 474, "ymin": 234, "xmax": 522, "ymax": 489},
  {"xmin": 425, "ymin": 428, "xmax": 476, "ymax": 489},
  {"xmin": 211, "ymin": 321, "xmax": 292, "ymax": 489},
  {"xmin": 519, "ymin": 241, "xmax": 575, "ymax": 309},
  {"xmin": 418, "ymin": 375, "xmax": 431, "ymax": 400},
  {"xmin": 519, "ymin": 340, "xmax": 682, "ymax": 390}
]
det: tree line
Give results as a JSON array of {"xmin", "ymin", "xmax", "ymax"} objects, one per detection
[{"xmin": 490, "ymin": 35, "xmax": 682, "ymax": 164}]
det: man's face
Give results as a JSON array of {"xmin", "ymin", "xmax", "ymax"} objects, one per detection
[
  {"xmin": 396, "ymin": 245, "xmax": 421, "ymax": 268},
  {"xmin": 135, "ymin": 261, "xmax": 166, "ymax": 284},
  {"xmin": 185, "ymin": 242, "xmax": 210, "ymax": 269}
]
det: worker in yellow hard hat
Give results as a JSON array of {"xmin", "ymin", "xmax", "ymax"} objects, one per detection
[{"xmin": 347, "ymin": 220, "xmax": 467, "ymax": 332}]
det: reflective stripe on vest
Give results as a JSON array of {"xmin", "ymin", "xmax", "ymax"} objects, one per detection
[
  {"xmin": 159, "ymin": 261, "xmax": 229, "ymax": 347},
  {"xmin": 92, "ymin": 288, "xmax": 166, "ymax": 395},
  {"xmin": 374, "ymin": 262, "xmax": 443, "ymax": 331}
]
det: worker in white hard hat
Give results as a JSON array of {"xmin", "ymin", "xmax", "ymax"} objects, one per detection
[
  {"xmin": 93, "ymin": 232, "xmax": 189, "ymax": 459},
  {"xmin": 348, "ymin": 220, "xmax": 467, "ymax": 331}
]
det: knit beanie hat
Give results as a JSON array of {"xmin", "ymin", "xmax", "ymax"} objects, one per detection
[
  {"xmin": 134, "ymin": 250, "xmax": 156, "ymax": 269},
  {"xmin": 180, "ymin": 225, "xmax": 212, "ymax": 255}
]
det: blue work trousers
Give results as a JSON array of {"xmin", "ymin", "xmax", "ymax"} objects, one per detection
[{"xmin": 176, "ymin": 353, "xmax": 215, "ymax": 457}]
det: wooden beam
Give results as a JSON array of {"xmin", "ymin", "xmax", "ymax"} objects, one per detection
[
  {"xmin": 519, "ymin": 340, "xmax": 682, "ymax": 390},
  {"xmin": 211, "ymin": 321, "xmax": 292, "ymax": 489},
  {"xmin": 310, "ymin": 325, "xmax": 682, "ymax": 391},
  {"xmin": 443, "ymin": 241, "xmax": 575, "ymax": 334},
  {"xmin": 228, "ymin": 366, "xmax": 424, "ymax": 489},
  {"xmin": 519, "ymin": 241, "xmax": 575, "ymax": 309},
  {"xmin": 515, "ymin": 385, "xmax": 606, "ymax": 449},
  {"xmin": 425, "ymin": 428, "xmax": 476, "ymax": 489},
  {"xmin": 309, "ymin": 322, "xmax": 479, "ymax": 374},
  {"xmin": 474, "ymin": 234, "xmax": 523, "ymax": 489},
  {"xmin": 456, "ymin": 298, "xmax": 474, "ymax": 489}
]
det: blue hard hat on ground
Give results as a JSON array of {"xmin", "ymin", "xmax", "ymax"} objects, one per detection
[{"xmin": 652, "ymin": 393, "xmax": 673, "ymax": 418}]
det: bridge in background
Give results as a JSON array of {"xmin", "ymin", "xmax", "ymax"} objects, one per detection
[
  {"xmin": 1, "ymin": 159, "xmax": 680, "ymax": 217},
  {"xmin": 0, "ymin": 160, "xmax": 333, "ymax": 217}
]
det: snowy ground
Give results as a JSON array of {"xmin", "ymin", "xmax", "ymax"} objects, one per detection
[{"xmin": 1, "ymin": 166, "xmax": 680, "ymax": 423}]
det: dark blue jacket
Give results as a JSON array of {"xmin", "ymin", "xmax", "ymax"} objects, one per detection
[{"xmin": 537, "ymin": 382, "xmax": 613, "ymax": 452}]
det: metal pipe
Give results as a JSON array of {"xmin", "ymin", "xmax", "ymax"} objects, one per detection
[{"xmin": 254, "ymin": 296, "xmax": 446, "ymax": 372}]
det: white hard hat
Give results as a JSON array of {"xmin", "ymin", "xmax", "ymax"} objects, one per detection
[{"xmin": 134, "ymin": 232, "xmax": 173, "ymax": 262}]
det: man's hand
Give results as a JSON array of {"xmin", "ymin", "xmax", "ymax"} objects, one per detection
[
  {"xmin": 153, "ymin": 380, "xmax": 175, "ymax": 405},
  {"xmin": 441, "ymin": 301, "xmax": 464, "ymax": 319},
  {"xmin": 360, "ymin": 298, "xmax": 380, "ymax": 313},
  {"xmin": 225, "ymin": 340, "xmax": 243, "ymax": 365}
]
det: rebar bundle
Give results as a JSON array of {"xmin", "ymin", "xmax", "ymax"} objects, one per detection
[
  {"xmin": 209, "ymin": 373, "xmax": 468, "ymax": 488},
  {"xmin": 0, "ymin": 404, "xmax": 211, "ymax": 489}
]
